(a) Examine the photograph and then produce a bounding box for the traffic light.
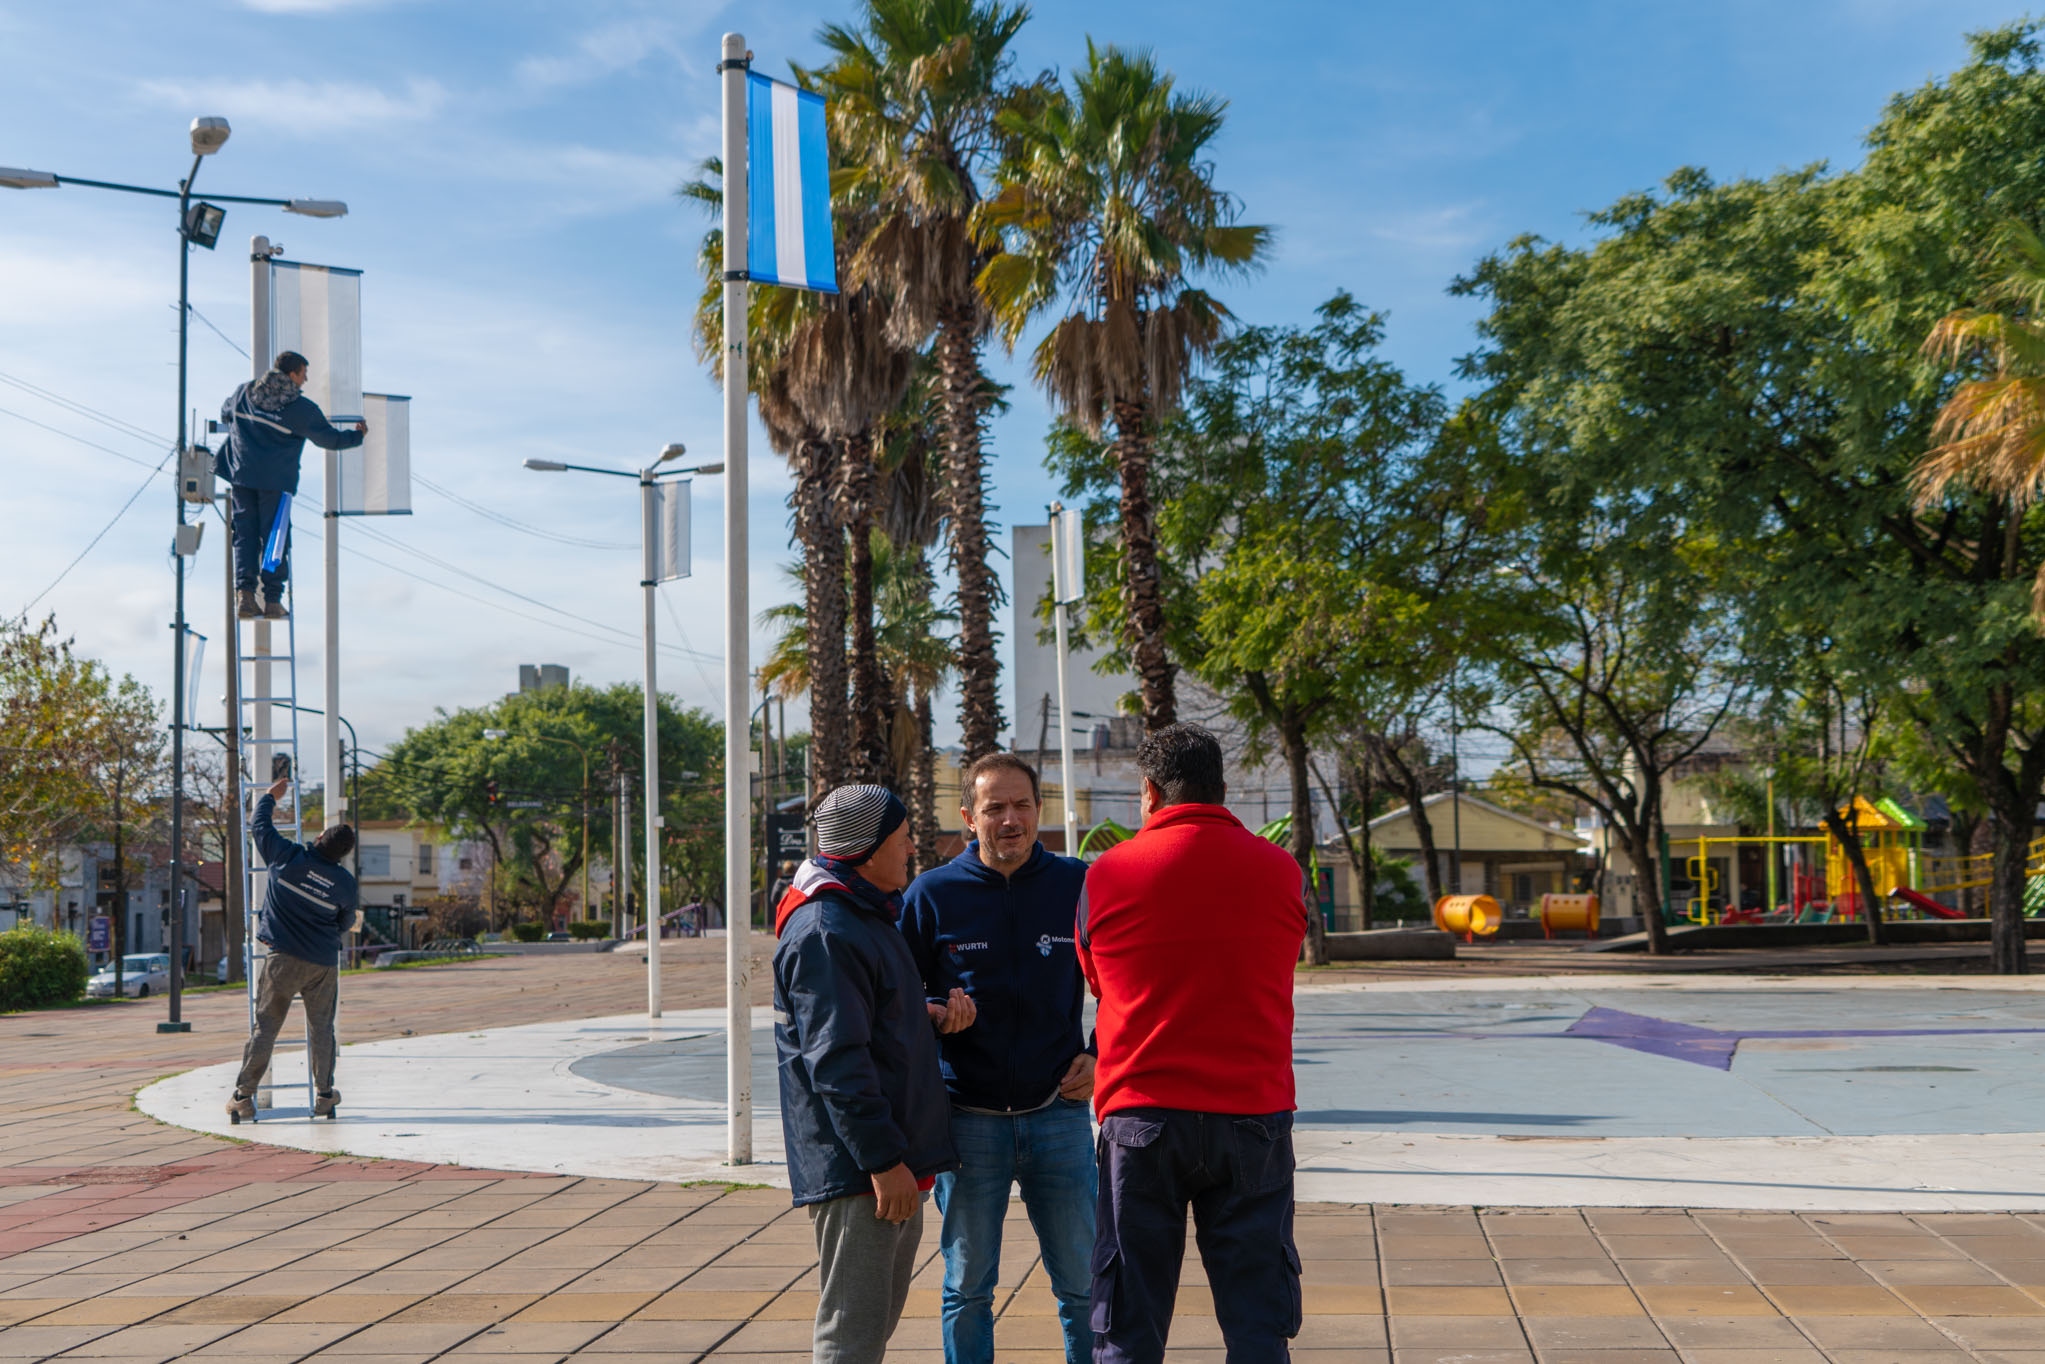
[486,779,500,806]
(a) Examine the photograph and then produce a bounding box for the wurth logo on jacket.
[901,843,1092,1113]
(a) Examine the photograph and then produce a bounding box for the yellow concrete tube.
[1433,894,1501,940]
[1538,892,1600,939]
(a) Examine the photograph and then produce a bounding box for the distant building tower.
[518,664,570,694]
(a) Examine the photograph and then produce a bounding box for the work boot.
[226,1092,255,1125]
[236,590,261,619]
[313,1089,341,1119]
[262,593,289,620]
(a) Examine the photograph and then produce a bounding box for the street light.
[525,446,719,1019]
[482,728,593,932]
[4,119,347,1036]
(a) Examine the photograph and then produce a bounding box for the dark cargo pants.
[1091,1108,1301,1364]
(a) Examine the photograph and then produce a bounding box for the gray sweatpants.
[234,951,337,1097]
[807,1191,925,1364]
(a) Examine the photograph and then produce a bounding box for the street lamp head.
[0,167,57,189]
[190,117,231,156]
[655,443,687,465]
[523,458,568,472]
[284,198,347,218]
[688,463,725,476]
[483,729,508,740]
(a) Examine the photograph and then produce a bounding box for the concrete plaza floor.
[10,944,2045,1360]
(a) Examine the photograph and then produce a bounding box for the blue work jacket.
[773,882,957,1206]
[250,794,358,968]
[901,842,1092,1113]
[215,381,363,493]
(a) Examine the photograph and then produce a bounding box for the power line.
[660,589,722,702]
[18,447,177,615]
[0,404,165,472]
[0,369,164,447]
[182,303,250,360]
[414,473,631,551]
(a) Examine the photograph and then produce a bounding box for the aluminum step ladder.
[233,580,328,1122]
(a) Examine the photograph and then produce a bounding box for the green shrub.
[567,919,608,941]
[509,921,546,943]
[0,925,90,1012]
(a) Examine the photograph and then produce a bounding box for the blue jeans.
[933,1098,1096,1364]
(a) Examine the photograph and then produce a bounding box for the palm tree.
[818,0,1035,762]
[978,42,1270,729]
[1915,219,2045,621]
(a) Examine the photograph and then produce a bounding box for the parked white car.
[86,952,172,998]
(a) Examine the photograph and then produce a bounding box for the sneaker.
[226,1092,255,1125]
[262,595,289,620]
[314,1089,341,1118]
[236,590,261,620]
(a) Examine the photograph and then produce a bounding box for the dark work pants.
[1092,1108,1300,1364]
[230,484,289,596]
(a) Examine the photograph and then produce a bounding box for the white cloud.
[133,76,448,133]
[515,17,695,91]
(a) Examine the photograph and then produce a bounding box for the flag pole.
[1051,506,1080,857]
[720,29,754,1166]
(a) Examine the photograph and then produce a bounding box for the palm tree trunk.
[937,310,1002,761]
[912,689,939,871]
[799,435,849,799]
[1111,397,1175,730]
[840,432,890,784]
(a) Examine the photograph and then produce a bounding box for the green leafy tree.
[981,41,1271,731]
[372,684,722,928]
[0,616,105,887]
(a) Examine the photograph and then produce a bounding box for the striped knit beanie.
[811,784,909,865]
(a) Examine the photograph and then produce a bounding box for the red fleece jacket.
[1077,803,1308,1118]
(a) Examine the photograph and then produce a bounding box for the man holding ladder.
[227,776,358,1122]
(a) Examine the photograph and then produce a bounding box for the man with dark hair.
[1078,723,1308,1364]
[774,783,966,1364]
[216,350,366,620]
[227,777,359,1122]
[902,752,1095,1364]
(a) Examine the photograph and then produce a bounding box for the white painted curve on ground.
[135,976,2045,1211]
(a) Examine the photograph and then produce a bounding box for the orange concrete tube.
[1433,894,1501,940]
[1539,892,1601,939]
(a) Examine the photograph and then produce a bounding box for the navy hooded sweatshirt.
[901,842,1092,1113]
[250,794,358,968]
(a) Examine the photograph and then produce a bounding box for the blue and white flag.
[337,394,411,515]
[746,72,837,294]
[261,493,291,573]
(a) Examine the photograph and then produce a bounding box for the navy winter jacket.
[773,883,957,1206]
[250,794,358,968]
[215,381,363,493]
[901,842,1092,1113]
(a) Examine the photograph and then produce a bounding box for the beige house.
[1356,792,1595,916]
[355,821,449,945]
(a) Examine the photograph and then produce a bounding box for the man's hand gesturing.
[267,777,290,801]
[925,987,977,1034]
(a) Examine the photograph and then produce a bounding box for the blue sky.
[0,0,2022,772]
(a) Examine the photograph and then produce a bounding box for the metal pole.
[641,470,663,1019]
[1050,507,1080,857]
[580,749,590,926]
[221,491,243,984]
[163,154,202,1035]
[721,28,754,1166]
[247,236,274,1105]
[325,451,342,850]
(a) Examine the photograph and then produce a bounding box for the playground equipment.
[1434,894,1500,942]
[1538,892,1600,938]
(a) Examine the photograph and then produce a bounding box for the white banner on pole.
[1050,505,1086,605]
[337,394,411,515]
[654,480,690,582]
[267,260,363,422]
[183,629,206,731]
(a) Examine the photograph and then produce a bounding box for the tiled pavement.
[8,946,2045,1360]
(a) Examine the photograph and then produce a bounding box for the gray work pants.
[807,1191,926,1364]
[234,951,337,1096]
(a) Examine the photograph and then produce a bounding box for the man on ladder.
[228,775,358,1122]
[216,349,365,620]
